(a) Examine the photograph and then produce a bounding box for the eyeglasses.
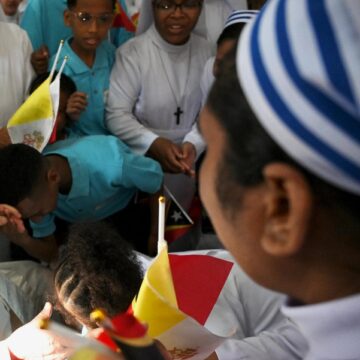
[154,0,202,13]
[71,11,114,26]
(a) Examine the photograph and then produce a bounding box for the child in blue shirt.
[0,136,163,262]
[21,0,133,74]
[49,0,117,137]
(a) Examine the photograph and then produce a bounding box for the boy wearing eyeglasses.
[48,0,116,137]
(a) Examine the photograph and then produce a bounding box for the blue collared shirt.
[30,135,163,238]
[50,38,115,136]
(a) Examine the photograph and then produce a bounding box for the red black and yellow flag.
[113,1,136,32]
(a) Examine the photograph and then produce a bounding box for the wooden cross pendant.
[174,107,183,125]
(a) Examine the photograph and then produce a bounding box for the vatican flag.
[132,243,234,360]
[7,41,66,152]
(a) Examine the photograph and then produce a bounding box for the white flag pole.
[56,55,68,79]
[158,196,167,254]
[49,40,64,82]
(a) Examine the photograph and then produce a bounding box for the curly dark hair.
[0,144,44,206]
[54,222,144,329]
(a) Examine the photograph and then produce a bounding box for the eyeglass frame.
[154,0,203,13]
[70,11,115,27]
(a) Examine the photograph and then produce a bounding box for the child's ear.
[260,163,313,257]
[64,9,72,27]
[47,168,61,186]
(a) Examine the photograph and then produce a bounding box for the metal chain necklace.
[157,43,192,125]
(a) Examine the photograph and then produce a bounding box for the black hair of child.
[29,71,77,96]
[0,144,44,206]
[217,23,246,47]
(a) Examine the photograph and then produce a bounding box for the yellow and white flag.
[7,41,66,152]
[132,243,234,360]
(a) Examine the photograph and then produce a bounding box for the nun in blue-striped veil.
[199,0,360,359]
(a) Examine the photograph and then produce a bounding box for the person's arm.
[180,61,210,174]
[182,122,206,162]
[180,57,215,171]
[31,45,49,75]
[6,231,58,263]
[120,144,164,195]
[0,204,25,231]
[147,137,187,174]
[106,45,159,154]
[179,141,197,177]
[212,320,308,360]
[0,209,58,262]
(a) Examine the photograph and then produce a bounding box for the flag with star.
[165,196,202,245]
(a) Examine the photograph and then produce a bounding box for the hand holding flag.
[7,41,67,152]
[130,197,233,360]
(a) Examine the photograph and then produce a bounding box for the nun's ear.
[260,163,313,257]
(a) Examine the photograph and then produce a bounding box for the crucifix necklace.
[157,43,192,125]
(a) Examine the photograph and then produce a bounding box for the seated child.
[49,0,117,137]
[0,136,163,263]
[54,222,307,359]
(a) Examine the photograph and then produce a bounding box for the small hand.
[0,204,25,233]
[66,92,88,121]
[179,142,196,177]
[31,45,49,75]
[147,137,186,174]
[6,302,75,360]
